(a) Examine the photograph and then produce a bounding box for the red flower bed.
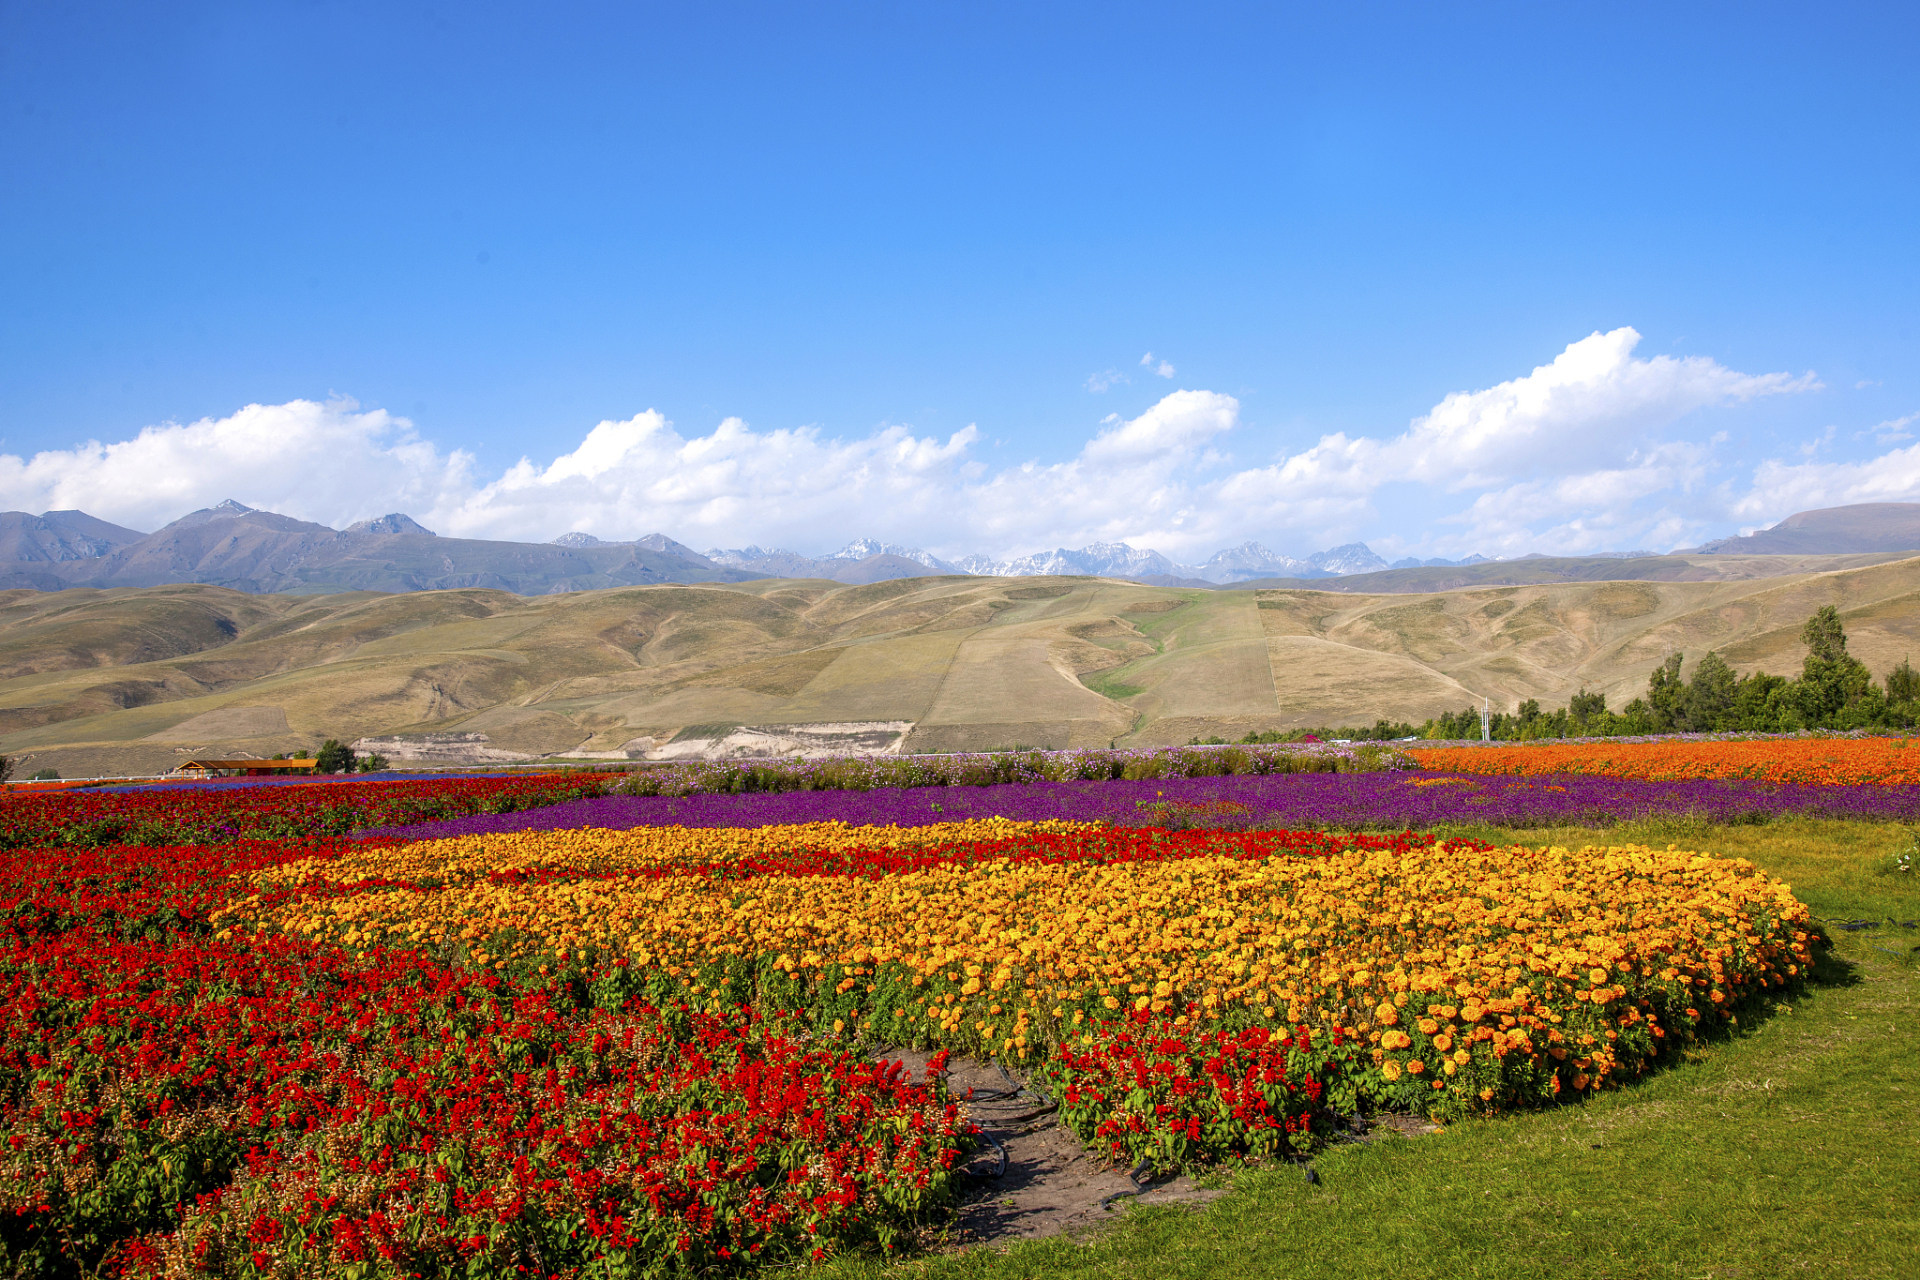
[0,843,972,1277]
[0,773,618,851]
[1040,1011,1341,1173]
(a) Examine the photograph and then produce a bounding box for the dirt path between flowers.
[874,1049,1230,1246]
[873,1048,1446,1249]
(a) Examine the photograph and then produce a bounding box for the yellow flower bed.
[220,827,1812,1113]
[247,817,1093,887]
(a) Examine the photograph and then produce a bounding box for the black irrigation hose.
[975,1131,1007,1179]
[1811,916,1918,958]
[1818,916,1919,931]
[970,1057,1051,1105]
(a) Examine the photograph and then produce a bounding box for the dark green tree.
[1685,651,1739,731]
[1568,687,1606,734]
[314,739,357,774]
[1795,606,1874,726]
[1733,671,1796,732]
[1801,605,1849,663]
[1887,656,1919,705]
[1646,653,1688,732]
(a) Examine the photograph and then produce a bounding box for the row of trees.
[1428,606,1919,740]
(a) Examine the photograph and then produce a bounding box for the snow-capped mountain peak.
[824,538,950,569]
[1305,542,1390,575]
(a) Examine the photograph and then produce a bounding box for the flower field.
[365,770,1920,840]
[1408,735,1920,785]
[0,754,1829,1276]
[0,772,620,850]
[1,841,974,1277]
[608,741,1414,800]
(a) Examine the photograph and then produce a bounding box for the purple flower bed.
[360,771,1920,840]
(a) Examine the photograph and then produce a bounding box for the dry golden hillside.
[3,556,1918,775]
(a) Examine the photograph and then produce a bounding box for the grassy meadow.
[831,819,1920,1280]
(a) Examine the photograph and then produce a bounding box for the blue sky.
[2,0,1916,564]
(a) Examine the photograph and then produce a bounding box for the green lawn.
[830,820,1920,1280]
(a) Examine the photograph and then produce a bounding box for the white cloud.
[1140,352,1176,378]
[1085,368,1128,393]
[1211,327,1817,555]
[1731,440,1920,522]
[1854,412,1916,445]
[0,327,1841,565]
[0,398,473,533]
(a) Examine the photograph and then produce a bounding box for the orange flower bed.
[1408,737,1920,786]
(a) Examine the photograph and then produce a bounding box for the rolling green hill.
[5,556,1920,777]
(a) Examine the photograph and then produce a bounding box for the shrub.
[313,739,356,774]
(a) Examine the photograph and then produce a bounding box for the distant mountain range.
[1686,502,1920,555]
[0,501,760,595]
[705,537,1401,583]
[1,499,1916,597]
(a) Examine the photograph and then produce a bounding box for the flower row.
[252,817,1098,890]
[608,741,1415,801]
[0,772,619,850]
[1408,736,1920,785]
[361,770,1920,843]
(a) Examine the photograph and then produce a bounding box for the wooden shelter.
[173,758,319,778]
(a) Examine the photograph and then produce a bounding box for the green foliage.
[1647,652,1687,731]
[1801,604,1850,662]
[0,755,10,784]
[1887,655,1920,704]
[1237,719,1418,745]
[1567,686,1607,733]
[1419,607,1919,738]
[313,739,356,774]
[27,769,59,781]
[358,752,391,773]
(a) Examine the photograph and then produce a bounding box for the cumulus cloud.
[0,398,473,533]
[1730,440,1920,522]
[1085,369,1128,392]
[1213,327,1818,557]
[1140,352,1176,378]
[429,413,984,545]
[0,327,1848,564]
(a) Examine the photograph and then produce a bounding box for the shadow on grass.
[1804,925,1865,988]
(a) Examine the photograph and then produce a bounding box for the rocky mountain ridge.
[3,499,1916,597]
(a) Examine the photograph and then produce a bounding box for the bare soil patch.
[874,1048,1452,1251]
[874,1049,1229,1248]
